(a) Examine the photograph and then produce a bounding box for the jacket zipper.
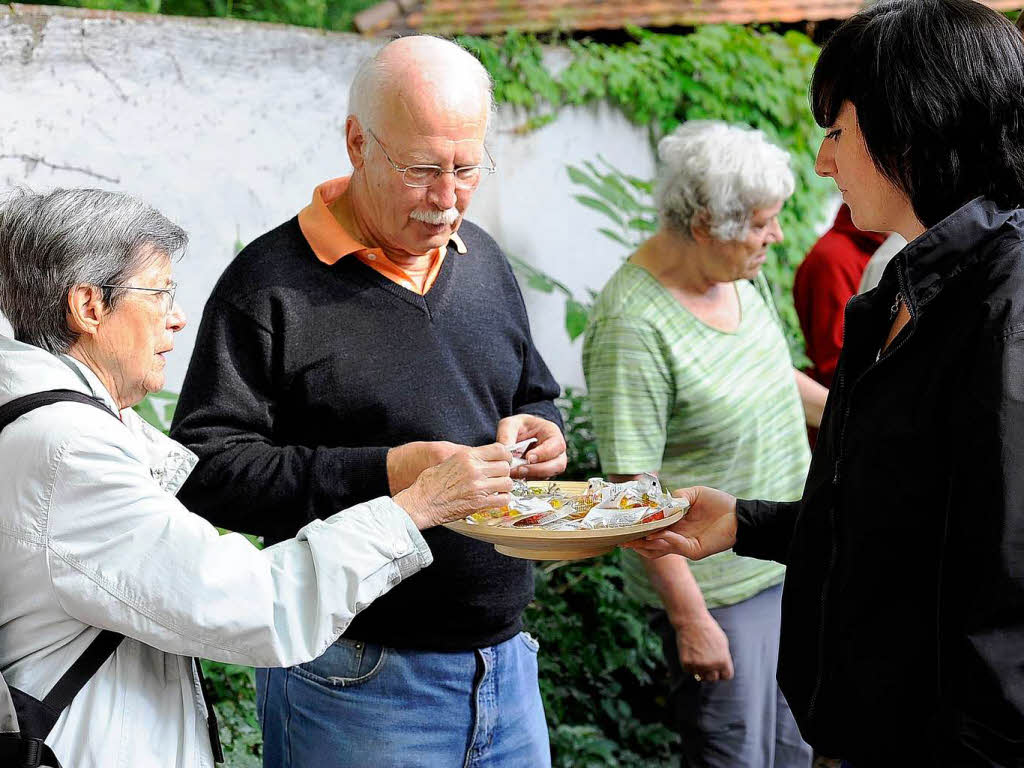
[807,272,914,723]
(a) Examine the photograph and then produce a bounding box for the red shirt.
[793,205,887,387]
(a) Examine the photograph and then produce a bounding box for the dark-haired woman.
[625,1,1024,765]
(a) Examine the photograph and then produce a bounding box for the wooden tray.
[444,481,687,561]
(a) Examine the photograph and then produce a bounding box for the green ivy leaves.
[462,26,832,366]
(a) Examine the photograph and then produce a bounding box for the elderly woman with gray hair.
[583,121,827,767]
[0,188,514,768]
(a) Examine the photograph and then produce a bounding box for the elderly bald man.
[171,36,564,767]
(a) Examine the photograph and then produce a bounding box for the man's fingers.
[523,430,566,464]
[494,417,523,447]
[513,455,566,480]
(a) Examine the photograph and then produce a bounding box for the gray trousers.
[654,583,812,768]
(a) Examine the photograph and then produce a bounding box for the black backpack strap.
[0,732,63,768]
[0,390,224,764]
[41,631,124,715]
[0,389,121,765]
[0,390,117,433]
[194,662,224,763]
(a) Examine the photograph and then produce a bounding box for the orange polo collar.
[297,176,467,296]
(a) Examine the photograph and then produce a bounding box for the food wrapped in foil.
[465,474,687,530]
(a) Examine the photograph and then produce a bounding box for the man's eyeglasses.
[368,130,496,190]
[100,281,177,314]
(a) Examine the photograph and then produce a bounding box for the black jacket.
[736,198,1024,766]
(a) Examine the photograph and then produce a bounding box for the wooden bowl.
[444,481,687,561]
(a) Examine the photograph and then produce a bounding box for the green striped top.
[582,262,811,609]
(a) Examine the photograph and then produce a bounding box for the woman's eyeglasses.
[100,281,177,314]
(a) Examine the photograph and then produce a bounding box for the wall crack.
[80,33,129,102]
[0,153,121,184]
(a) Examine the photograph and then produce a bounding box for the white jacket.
[0,336,432,768]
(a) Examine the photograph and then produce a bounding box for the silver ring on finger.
[693,672,702,682]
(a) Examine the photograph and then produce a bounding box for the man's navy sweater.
[171,217,563,650]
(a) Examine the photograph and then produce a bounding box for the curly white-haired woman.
[583,120,827,767]
[0,188,513,768]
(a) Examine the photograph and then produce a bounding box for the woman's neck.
[631,229,722,297]
[66,346,127,411]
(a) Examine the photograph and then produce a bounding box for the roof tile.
[362,0,1022,35]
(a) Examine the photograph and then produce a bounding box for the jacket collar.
[58,354,198,493]
[885,197,1023,316]
[0,336,197,495]
[59,353,120,415]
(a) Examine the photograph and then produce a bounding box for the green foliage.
[132,390,178,435]
[568,157,656,253]
[506,253,602,342]
[199,662,263,767]
[568,157,657,252]
[464,26,831,365]
[523,551,679,767]
[557,386,600,480]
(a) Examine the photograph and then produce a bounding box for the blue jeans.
[256,631,550,768]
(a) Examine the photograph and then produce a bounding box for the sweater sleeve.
[733,498,801,565]
[507,267,563,431]
[171,296,391,542]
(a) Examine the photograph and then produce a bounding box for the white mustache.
[410,207,459,226]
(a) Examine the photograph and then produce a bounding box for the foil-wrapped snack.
[465,474,687,530]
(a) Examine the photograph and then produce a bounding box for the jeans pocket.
[519,631,540,654]
[294,637,388,689]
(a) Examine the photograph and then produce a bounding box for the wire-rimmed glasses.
[368,130,496,189]
[100,281,177,315]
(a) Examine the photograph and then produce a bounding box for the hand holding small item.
[495,414,567,479]
[394,443,513,530]
[622,486,739,560]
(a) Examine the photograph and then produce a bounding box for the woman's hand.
[394,443,514,530]
[622,486,738,560]
[675,613,734,683]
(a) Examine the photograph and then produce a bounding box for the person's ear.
[346,116,368,170]
[690,211,714,244]
[66,284,106,337]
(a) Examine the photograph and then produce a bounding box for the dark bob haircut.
[811,0,1024,228]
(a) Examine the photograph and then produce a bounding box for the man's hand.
[495,415,567,479]
[387,440,463,495]
[675,613,734,683]
[622,486,738,560]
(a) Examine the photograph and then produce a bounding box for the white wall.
[0,5,652,392]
